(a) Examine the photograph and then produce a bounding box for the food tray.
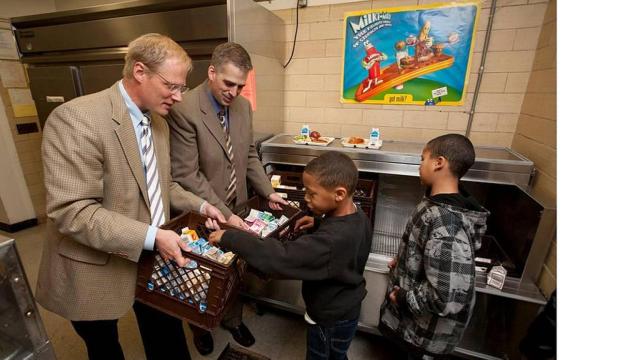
[136,211,246,331]
[292,136,335,146]
[341,137,383,150]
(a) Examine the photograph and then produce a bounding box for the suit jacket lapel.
[110,83,150,208]
[198,82,231,161]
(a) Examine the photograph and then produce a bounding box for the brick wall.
[0,20,45,221]
[511,0,556,297]
[0,88,45,221]
[272,0,549,146]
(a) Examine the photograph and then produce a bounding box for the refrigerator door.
[189,59,211,89]
[27,65,82,128]
[79,63,123,95]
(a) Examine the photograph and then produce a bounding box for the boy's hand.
[389,286,400,305]
[208,230,226,245]
[388,257,397,270]
[294,216,315,231]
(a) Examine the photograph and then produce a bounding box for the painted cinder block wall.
[511,0,556,297]
[273,0,549,147]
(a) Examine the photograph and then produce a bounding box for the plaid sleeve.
[404,209,474,318]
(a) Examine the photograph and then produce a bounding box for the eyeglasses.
[143,64,189,94]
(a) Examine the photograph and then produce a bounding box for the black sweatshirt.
[220,208,373,326]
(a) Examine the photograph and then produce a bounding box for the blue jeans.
[306,317,359,360]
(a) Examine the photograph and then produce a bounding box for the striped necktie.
[217,110,237,207]
[141,115,165,227]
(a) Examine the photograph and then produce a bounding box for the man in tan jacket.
[37,33,225,360]
[167,42,287,354]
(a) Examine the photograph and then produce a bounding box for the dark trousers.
[306,317,359,360]
[71,301,190,360]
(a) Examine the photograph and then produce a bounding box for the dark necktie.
[217,111,237,207]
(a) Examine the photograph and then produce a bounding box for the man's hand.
[267,193,288,211]
[388,257,397,270]
[155,228,191,267]
[202,202,226,230]
[208,230,226,245]
[389,285,400,305]
[228,214,250,230]
[294,215,315,232]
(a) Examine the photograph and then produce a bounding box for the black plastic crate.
[136,211,245,330]
[268,169,377,223]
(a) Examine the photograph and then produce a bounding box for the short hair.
[122,33,192,79]
[210,42,253,72]
[304,151,358,195]
[425,134,475,179]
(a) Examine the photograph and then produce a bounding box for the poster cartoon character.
[341,2,479,106]
[362,40,388,93]
[415,21,434,62]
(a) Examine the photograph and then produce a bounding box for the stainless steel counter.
[260,134,534,188]
[0,238,56,359]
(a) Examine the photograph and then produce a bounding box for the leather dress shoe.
[192,328,214,355]
[226,322,255,347]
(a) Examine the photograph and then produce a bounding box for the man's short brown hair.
[210,42,253,72]
[122,33,192,78]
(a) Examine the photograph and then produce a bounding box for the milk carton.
[369,128,380,146]
[487,265,507,290]
[301,124,310,138]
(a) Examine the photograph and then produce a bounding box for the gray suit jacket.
[37,82,204,321]
[167,81,274,218]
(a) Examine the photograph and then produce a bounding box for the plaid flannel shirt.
[380,196,489,355]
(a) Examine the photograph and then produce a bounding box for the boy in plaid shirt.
[379,134,490,359]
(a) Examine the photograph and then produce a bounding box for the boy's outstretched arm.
[209,228,332,280]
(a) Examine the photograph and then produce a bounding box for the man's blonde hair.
[122,33,192,78]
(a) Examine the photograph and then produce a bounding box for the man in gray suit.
[37,33,225,360]
[167,42,287,354]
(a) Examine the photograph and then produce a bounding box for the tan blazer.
[167,81,273,218]
[36,82,204,321]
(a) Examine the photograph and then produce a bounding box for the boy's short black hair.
[425,134,475,179]
[304,151,358,195]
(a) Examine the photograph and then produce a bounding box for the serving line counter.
[259,134,535,189]
[248,134,555,359]
[0,237,56,359]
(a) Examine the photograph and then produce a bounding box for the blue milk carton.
[301,124,310,138]
[369,128,380,146]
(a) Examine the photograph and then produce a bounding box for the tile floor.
[1,224,401,360]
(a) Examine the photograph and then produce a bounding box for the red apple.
[310,131,321,139]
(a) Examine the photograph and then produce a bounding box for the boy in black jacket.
[208,151,372,360]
